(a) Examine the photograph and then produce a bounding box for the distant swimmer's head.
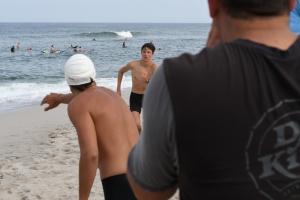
[64,54,96,90]
[141,42,156,53]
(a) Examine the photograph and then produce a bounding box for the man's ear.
[290,0,297,11]
[208,0,220,18]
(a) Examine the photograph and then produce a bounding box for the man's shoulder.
[150,61,158,68]
[69,87,115,107]
[128,60,140,66]
[136,60,157,68]
[162,52,199,68]
[123,60,138,70]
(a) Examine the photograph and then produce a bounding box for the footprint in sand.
[69,159,78,164]
[29,166,38,170]
[57,160,66,165]
[48,133,57,139]
[52,169,64,175]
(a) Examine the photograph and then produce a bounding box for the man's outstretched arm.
[40,93,74,111]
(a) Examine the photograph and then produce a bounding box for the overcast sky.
[1,0,211,23]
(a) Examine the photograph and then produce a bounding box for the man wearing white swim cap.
[42,54,138,200]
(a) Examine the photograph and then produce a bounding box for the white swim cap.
[64,54,96,85]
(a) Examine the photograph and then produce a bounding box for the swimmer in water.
[11,46,15,53]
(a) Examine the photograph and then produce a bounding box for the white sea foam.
[0,23,209,113]
[0,76,132,113]
[114,31,133,38]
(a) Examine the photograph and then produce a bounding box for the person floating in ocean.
[72,46,82,53]
[41,54,139,200]
[50,45,55,53]
[17,42,20,49]
[122,38,128,48]
[70,44,78,49]
[117,42,158,133]
[11,46,15,53]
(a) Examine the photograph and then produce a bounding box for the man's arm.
[40,93,74,111]
[116,64,131,96]
[153,62,158,72]
[127,172,177,200]
[68,100,98,200]
[127,66,178,199]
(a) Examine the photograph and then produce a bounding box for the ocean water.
[0,23,211,113]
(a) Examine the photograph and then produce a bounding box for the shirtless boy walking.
[117,43,158,133]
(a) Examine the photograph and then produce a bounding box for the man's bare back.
[41,54,138,199]
[68,86,139,179]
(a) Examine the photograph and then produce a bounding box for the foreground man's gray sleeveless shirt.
[128,37,300,200]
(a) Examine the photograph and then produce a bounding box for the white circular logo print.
[246,99,300,200]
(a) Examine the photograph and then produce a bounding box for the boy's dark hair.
[70,78,95,92]
[141,42,156,53]
[219,0,291,19]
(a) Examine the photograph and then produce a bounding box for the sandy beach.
[0,91,178,200]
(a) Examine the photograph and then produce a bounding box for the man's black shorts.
[102,174,137,200]
[129,92,143,113]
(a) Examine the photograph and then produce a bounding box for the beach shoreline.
[0,91,179,200]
